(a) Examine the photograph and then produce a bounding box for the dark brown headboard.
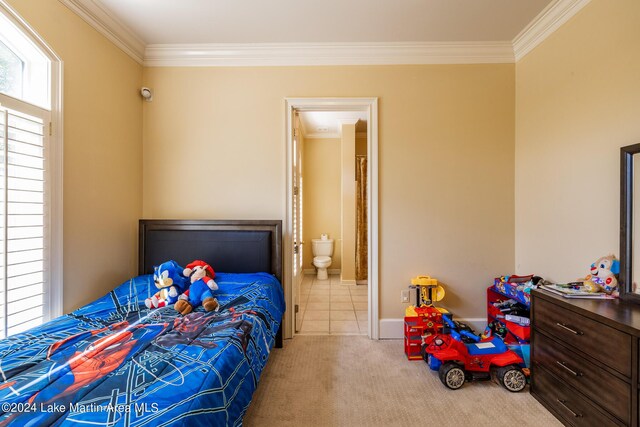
[138,219,282,281]
[138,219,283,347]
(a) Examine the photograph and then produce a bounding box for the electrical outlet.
[401,290,410,303]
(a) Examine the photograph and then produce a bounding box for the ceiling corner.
[513,0,591,62]
[59,0,145,64]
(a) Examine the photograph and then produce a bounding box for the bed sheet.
[0,272,284,427]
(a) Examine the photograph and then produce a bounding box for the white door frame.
[284,97,379,339]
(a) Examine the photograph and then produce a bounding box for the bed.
[0,219,284,426]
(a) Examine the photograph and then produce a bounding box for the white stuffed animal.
[582,255,619,295]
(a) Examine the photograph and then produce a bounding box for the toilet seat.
[313,254,332,280]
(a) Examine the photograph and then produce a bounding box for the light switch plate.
[401,290,410,303]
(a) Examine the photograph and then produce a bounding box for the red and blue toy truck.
[422,314,527,392]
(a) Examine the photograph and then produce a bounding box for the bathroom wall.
[302,137,342,271]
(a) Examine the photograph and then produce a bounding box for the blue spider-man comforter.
[0,272,284,427]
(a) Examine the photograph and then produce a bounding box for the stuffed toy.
[145,260,190,309]
[174,260,219,315]
[582,254,620,295]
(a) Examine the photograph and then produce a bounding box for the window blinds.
[0,106,47,338]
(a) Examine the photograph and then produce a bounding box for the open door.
[285,97,379,339]
[292,112,304,333]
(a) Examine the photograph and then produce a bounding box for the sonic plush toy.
[145,260,190,309]
[174,260,220,315]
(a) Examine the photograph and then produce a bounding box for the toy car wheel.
[438,362,466,390]
[497,365,526,392]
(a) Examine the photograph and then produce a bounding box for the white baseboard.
[379,319,404,339]
[379,317,487,339]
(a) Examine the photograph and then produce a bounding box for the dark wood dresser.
[531,288,640,426]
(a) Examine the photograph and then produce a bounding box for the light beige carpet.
[243,336,562,427]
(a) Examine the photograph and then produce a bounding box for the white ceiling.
[95,0,553,45]
[299,111,367,139]
[61,0,590,65]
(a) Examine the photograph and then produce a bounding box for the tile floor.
[298,273,368,335]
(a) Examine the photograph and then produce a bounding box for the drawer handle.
[556,399,582,418]
[556,361,582,377]
[555,322,583,335]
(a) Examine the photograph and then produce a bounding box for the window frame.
[0,0,63,333]
[0,38,25,100]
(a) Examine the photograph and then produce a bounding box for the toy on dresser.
[581,254,620,296]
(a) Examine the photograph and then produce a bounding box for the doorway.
[284,98,379,339]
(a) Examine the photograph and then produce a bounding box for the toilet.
[312,237,334,280]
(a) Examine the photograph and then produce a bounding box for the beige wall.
[143,64,515,320]
[515,0,640,281]
[7,0,143,312]
[10,0,632,326]
[302,138,342,271]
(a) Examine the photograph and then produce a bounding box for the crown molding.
[144,42,515,67]
[58,0,589,67]
[513,0,591,62]
[58,0,145,63]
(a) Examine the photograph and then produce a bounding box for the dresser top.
[533,288,640,336]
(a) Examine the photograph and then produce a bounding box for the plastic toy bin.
[404,316,427,360]
[486,286,531,344]
[487,302,530,342]
[404,337,422,360]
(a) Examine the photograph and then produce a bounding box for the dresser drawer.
[534,297,631,376]
[534,331,630,424]
[533,366,625,426]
